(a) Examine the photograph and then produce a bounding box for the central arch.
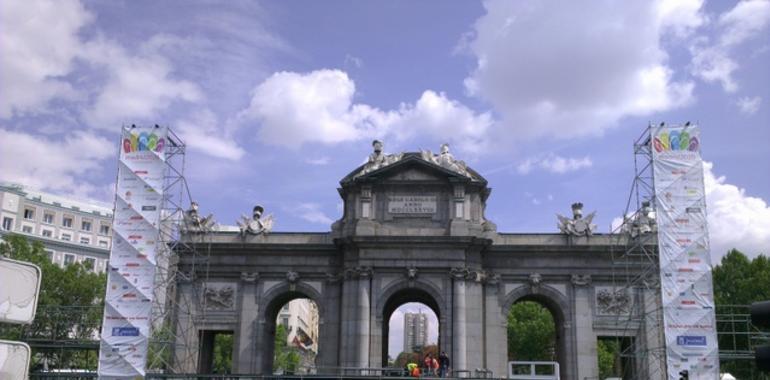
[376,280,448,367]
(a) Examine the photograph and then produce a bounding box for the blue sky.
[1,0,769,261]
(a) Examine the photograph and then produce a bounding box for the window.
[100,224,110,235]
[62,216,73,228]
[80,236,90,245]
[43,212,54,224]
[84,257,96,270]
[23,208,35,220]
[61,233,71,241]
[2,217,12,231]
[63,254,75,266]
[44,250,54,261]
[81,220,92,231]
[42,229,53,238]
[98,240,108,248]
[22,225,33,233]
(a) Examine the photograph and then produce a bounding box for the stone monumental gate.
[172,146,663,380]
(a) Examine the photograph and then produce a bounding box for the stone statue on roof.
[557,202,597,236]
[237,204,274,236]
[421,143,470,177]
[182,201,216,233]
[360,140,403,175]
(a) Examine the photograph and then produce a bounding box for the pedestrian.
[439,351,450,378]
[407,362,420,378]
[431,355,439,376]
[423,353,433,375]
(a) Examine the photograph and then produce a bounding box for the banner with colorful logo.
[98,126,167,378]
[652,124,719,379]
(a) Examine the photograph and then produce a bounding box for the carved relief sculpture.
[203,283,235,310]
[557,202,597,236]
[596,287,631,315]
[237,205,274,236]
[529,273,543,289]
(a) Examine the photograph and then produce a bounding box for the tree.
[273,324,301,373]
[507,301,556,361]
[597,339,620,379]
[713,249,770,380]
[0,234,106,370]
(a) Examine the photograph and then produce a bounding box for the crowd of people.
[405,351,451,378]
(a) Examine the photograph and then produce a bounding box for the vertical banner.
[652,124,719,378]
[98,126,167,378]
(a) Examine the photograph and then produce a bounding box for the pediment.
[341,153,484,185]
[381,166,445,182]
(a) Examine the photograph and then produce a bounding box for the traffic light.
[751,301,770,372]
[678,369,688,380]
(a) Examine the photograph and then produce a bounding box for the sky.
[1,0,769,354]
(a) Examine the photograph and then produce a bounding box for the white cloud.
[737,96,762,115]
[237,69,492,153]
[292,203,334,225]
[691,0,770,92]
[718,0,770,46]
[461,1,696,143]
[0,0,204,129]
[517,154,592,175]
[0,0,90,118]
[0,128,113,196]
[81,37,203,129]
[176,109,245,161]
[704,162,770,261]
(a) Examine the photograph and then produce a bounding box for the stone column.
[483,274,507,378]
[451,268,467,372]
[642,287,666,380]
[339,271,356,368]
[356,267,372,370]
[172,273,199,373]
[571,275,598,380]
[234,272,258,373]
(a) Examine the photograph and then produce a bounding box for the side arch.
[501,284,574,380]
[255,280,325,375]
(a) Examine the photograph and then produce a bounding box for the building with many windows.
[0,184,113,272]
[277,298,320,355]
[403,312,428,353]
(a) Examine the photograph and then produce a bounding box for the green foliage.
[597,339,620,380]
[713,249,770,380]
[273,324,301,373]
[0,234,106,370]
[507,301,556,361]
[212,333,233,373]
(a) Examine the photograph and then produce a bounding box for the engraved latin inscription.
[388,195,437,214]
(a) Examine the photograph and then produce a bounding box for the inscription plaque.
[388,195,437,214]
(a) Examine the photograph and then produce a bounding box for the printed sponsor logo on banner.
[686,207,701,213]
[677,335,707,347]
[122,130,166,153]
[112,327,140,337]
[653,129,700,152]
[141,205,157,211]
